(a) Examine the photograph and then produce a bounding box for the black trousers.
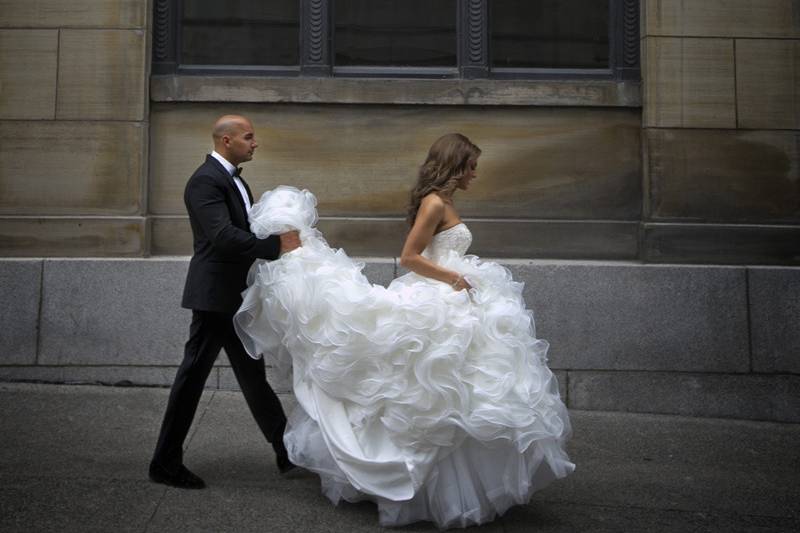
[152,310,287,472]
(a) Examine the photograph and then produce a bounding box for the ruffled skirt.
[235,242,574,528]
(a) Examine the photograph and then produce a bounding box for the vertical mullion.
[458,0,489,79]
[300,0,332,76]
[619,0,641,80]
[611,0,643,80]
[152,0,179,74]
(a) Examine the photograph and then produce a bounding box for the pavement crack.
[142,487,168,533]
[185,389,216,451]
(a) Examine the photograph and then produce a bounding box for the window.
[334,0,457,69]
[153,0,639,79]
[181,0,299,66]
[491,0,610,70]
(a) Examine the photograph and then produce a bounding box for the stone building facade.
[641,1,800,264]
[1,0,797,262]
[0,0,149,256]
[1,1,798,421]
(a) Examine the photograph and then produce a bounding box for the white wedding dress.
[234,187,574,528]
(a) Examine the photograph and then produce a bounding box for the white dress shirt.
[210,151,251,211]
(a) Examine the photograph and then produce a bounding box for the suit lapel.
[229,178,248,216]
[239,175,255,206]
[206,155,248,222]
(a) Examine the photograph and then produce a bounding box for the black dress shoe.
[149,462,206,489]
[276,453,296,474]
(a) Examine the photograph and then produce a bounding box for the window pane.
[182,0,299,66]
[491,0,610,69]
[335,0,456,67]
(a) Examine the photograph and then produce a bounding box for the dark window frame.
[152,0,640,80]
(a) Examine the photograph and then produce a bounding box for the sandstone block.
[646,129,800,223]
[644,37,736,128]
[0,217,145,257]
[150,216,192,256]
[150,75,643,107]
[643,223,800,265]
[0,121,145,215]
[151,215,410,258]
[0,30,57,119]
[469,220,639,260]
[156,217,638,261]
[57,29,146,121]
[149,103,642,220]
[736,39,800,130]
[0,0,146,28]
[643,0,800,38]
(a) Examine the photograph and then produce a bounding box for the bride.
[234,133,574,528]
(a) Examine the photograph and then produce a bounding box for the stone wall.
[641,0,800,263]
[0,0,149,255]
[1,2,798,422]
[1,258,798,423]
[148,102,643,259]
[1,0,798,264]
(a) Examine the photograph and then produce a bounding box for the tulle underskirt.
[285,403,572,528]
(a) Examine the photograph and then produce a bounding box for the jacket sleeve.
[186,174,281,260]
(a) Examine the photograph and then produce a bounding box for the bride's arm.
[399,195,471,291]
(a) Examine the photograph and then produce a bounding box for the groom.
[149,114,300,489]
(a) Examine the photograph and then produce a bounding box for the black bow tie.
[232,167,242,178]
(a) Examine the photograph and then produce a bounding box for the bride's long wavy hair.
[406,133,481,226]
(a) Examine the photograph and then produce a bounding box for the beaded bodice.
[422,223,472,263]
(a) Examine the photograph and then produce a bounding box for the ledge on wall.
[150,75,642,108]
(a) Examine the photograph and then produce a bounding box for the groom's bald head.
[212,115,258,166]
[212,115,251,142]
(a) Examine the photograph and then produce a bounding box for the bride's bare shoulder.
[420,193,446,210]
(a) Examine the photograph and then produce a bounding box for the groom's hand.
[279,231,301,254]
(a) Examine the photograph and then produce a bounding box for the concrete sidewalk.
[0,383,798,532]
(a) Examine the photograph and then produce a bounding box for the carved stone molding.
[301,0,330,75]
[613,0,641,80]
[151,0,176,74]
[622,0,640,68]
[459,0,488,78]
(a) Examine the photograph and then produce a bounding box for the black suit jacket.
[181,155,280,313]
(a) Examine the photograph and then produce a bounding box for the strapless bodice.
[422,223,472,263]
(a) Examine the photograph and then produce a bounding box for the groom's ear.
[221,134,231,147]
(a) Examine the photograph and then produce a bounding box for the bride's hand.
[451,274,472,292]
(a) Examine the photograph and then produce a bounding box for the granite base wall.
[1,258,797,423]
